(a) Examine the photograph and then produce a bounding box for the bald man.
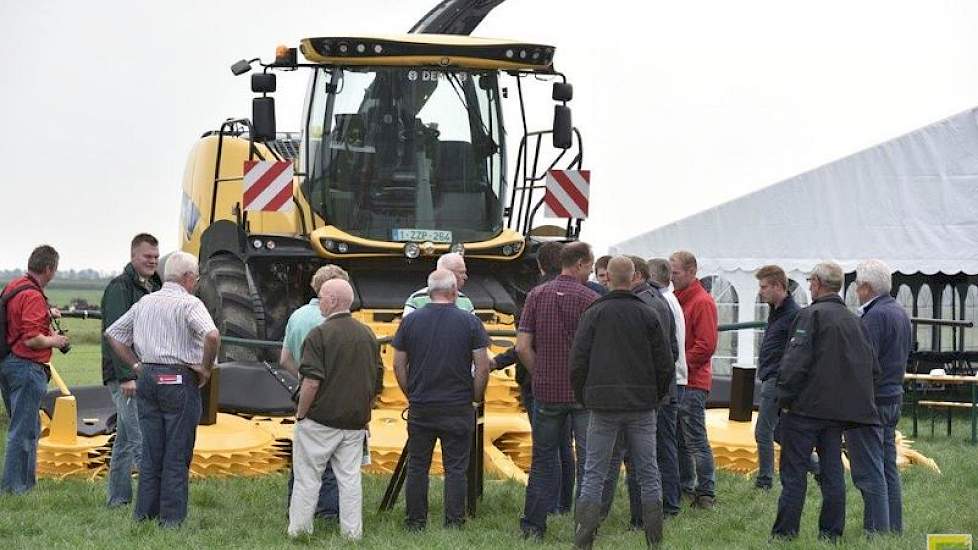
[288,279,383,540]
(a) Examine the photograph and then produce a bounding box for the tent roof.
[612,107,978,275]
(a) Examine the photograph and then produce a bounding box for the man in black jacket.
[100,233,161,508]
[771,262,880,542]
[599,256,678,528]
[570,256,674,549]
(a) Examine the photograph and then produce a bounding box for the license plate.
[392,228,453,243]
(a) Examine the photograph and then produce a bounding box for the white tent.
[612,106,978,371]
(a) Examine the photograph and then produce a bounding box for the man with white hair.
[392,269,492,530]
[771,261,879,541]
[281,264,350,523]
[105,251,220,527]
[403,253,474,315]
[288,278,382,540]
[844,259,911,534]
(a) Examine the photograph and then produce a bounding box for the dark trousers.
[520,383,574,514]
[405,404,473,528]
[286,464,339,518]
[521,402,590,535]
[656,387,681,515]
[134,365,201,527]
[845,423,888,533]
[772,413,846,541]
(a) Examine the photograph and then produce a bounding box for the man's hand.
[120,379,137,397]
[190,364,211,388]
[49,307,62,319]
[50,333,70,350]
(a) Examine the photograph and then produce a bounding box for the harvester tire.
[198,254,263,362]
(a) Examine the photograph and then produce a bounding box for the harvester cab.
[181,33,586,368]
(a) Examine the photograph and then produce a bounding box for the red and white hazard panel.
[242,160,295,212]
[544,169,590,219]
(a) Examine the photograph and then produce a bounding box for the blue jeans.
[879,403,903,532]
[0,355,47,494]
[772,413,846,541]
[107,380,142,506]
[579,410,660,512]
[845,420,888,533]
[521,385,574,514]
[521,402,589,535]
[677,387,715,497]
[286,465,339,519]
[134,365,201,526]
[405,404,473,528]
[754,378,779,488]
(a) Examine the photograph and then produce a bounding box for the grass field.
[0,348,976,549]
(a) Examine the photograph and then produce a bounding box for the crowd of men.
[0,239,912,546]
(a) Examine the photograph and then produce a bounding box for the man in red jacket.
[670,250,718,509]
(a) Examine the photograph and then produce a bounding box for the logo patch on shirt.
[155,374,183,385]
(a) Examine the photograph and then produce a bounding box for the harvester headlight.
[502,245,514,256]
[323,239,336,251]
[252,239,263,249]
[505,49,514,59]
[404,242,421,259]
[266,240,276,250]
[337,242,349,253]
[338,43,349,54]
[356,43,366,53]
[520,50,527,59]
[373,44,383,54]
[451,243,465,255]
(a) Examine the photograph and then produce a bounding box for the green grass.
[1,354,976,549]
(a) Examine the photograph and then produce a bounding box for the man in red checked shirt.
[670,250,718,510]
[1,245,68,495]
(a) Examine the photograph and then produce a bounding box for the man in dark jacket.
[752,265,800,490]
[845,259,912,534]
[599,256,678,528]
[100,233,161,507]
[772,262,880,542]
[571,256,674,549]
[288,278,383,539]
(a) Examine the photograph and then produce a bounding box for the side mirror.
[251,73,276,94]
[553,105,572,149]
[253,97,277,142]
[553,82,573,102]
[231,59,253,76]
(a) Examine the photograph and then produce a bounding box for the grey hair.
[437,252,464,270]
[164,251,199,282]
[810,261,843,292]
[856,259,892,296]
[427,269,457,296]
[647,258,671,286]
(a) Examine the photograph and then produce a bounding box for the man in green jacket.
[100,233,161,508]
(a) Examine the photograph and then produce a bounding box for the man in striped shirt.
[105,251,219,527]
[402,253,474,315]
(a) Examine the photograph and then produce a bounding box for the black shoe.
[573,501,602,550]
[405,521,426,532]
[691,495,716,510]
[641,501,664,548]
[521,526,544,541]
[754,482,773,491]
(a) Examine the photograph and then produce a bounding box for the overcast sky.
[3,1,977,272]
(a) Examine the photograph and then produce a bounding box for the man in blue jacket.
[752,265,800,490]
[845,259,911,533]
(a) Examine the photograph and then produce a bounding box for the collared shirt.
[106,282,217,365]
[519,274,599,403]
[857,295,880,317]
[3,274,52,363]
[283,298,324,362]
[403,287,475,316]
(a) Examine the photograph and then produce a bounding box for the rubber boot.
[573,501,602,550]
[642,500,664,548]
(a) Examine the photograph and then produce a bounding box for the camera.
[56,328,71,354]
